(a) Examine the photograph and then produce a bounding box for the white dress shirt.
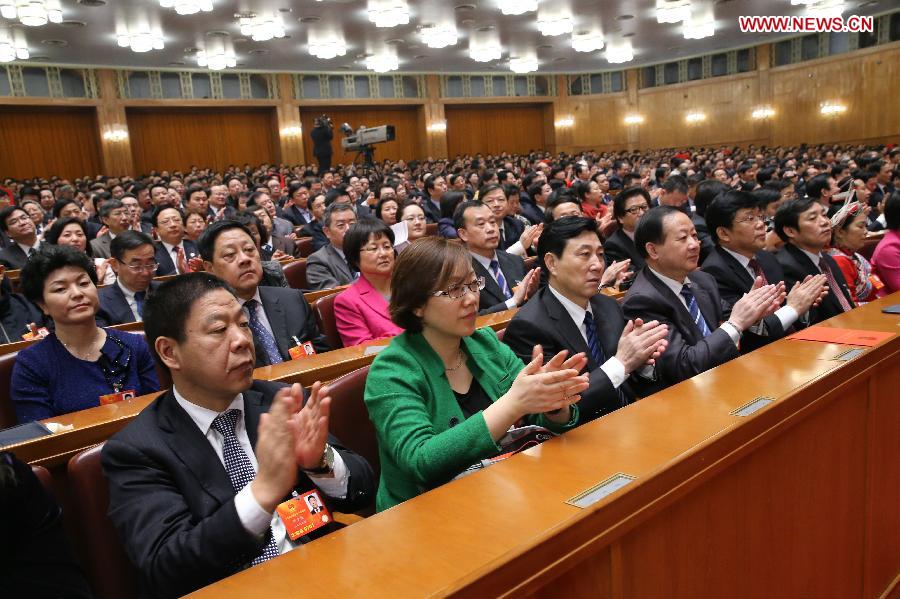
[241,289,277,339]
[172,387,349,555]
[161,240,191,273]
[720,247,798,331]
[16,239,40,256]
[116,279,143,322]
[470,250,518,310]
[649,266,741,346]
[546,285,627,387]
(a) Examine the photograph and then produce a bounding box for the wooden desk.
[2,309,518,466]
[189,295,900,599]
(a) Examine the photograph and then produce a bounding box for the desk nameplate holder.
[730,396,774,417]
[566,473,637,509]
[833,348,866,361]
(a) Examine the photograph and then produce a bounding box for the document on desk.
[786,326,895,347]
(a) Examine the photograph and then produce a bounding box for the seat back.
[327,366,379,479]
[31,463,52,491]
[495,328,506,342]
[0,351,18,429]
[68,444,138,599]
[283,259,309,291]
[313,293,343,350]
[425,223,438,237]
[295,237,314,258]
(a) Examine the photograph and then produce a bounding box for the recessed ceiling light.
[461,18,475,25]
[454,4,476,10]
[60,20,87,27]
[29,55,50,61]
[299,16,321,23]
[858,0,877,6]
[278,7,292,12]
[623,32,635,38]
[168,61,186,66]
[667,45,682,50]
[41,39,68,47]
[248,49,269,55]
[476,25,494,32]
[356,53,372,58]
[414,54,428,59]
[206,31,230,38]
[77,0,106,6]
[537,44,553,49]
[183,47,200,54]
[616,14,634,20]
[233,38,248,44]
[553,57,567,62]
[385,38,404,45]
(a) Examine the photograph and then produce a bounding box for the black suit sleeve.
[295,289,331,354]
[323,435,376,514]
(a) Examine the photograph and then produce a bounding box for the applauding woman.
[44,216,116,285]
[12,246,159,423]
[364,237,589,511]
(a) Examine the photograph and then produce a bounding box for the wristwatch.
[303,443,334,475]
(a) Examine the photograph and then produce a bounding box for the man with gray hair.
[305,202,358,290]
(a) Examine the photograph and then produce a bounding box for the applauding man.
[102,274,375,598]
[503,217,668,424]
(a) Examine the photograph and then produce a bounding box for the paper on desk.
[44,422,74,434]
[390,221,409,246]
[364,344,388,356]
[786,326,895,347]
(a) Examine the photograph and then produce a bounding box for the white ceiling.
[3,0,890,73]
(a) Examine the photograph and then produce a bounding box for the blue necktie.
[134,291,145,319]
[680,284,712,338]
[210,409,280,566]
[244,299,283,365]
[489,259,512,300]
[583,311,629,408]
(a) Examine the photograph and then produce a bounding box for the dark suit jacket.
[499,216,525,252]
[96,281,160,326]
[622,268,739,394]
[0,244,29,269]
[102,380,376,599]
[154,239,199,276]
[90,232,114,259]
[254,285,330,366]
[503,287,636,424]
[423,197,442,224]
[776,243,854,324]
[518,196,544,225]
[691,213,715,265]
[603,228,646,271]
[701,246,790,352]
[300,220,328,253]
[472,250,526,315]
[282,205,312,227]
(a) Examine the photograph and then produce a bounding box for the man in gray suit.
[249,191,294,238]
[89,200,132,259]
[306,202,358,290]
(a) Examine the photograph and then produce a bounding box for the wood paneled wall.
[445,104,548,157]
[126,107,278,174]
[0,106,102,180]
[299,106,421,165]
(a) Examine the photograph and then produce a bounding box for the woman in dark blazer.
[364,237,589,511]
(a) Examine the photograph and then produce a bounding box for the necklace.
[445,350,465,372]
[59,328,103,361]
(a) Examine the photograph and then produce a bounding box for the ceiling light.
[820,102,847,115]
[238,12,286,42]
[624,114,645,125]
[572,30,604,52]
[605,40,633,63]
[685,111,706,123]
[657,0,691,23]
[537,9,574,37]
[790,0,815,4]
[497,0,536,15]
[420,22,457,48]
[159,0,212,15]
[751,106,775,119]
[102,126,128,142]
[116,22,165,53]
[308,30,347,59]
[509,54,538,73]
[365,47,399,72]
[469,29,502,62]
[806,0,845,17]
[197,35,236,70]
[280,125,302,137]
[683,8,715,39]
[368,0,410,28]
[427,120,447,132]
[0,27,29,61]
[0,0,63,26]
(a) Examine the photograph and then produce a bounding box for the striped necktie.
[680,284,712,338]
[818,257,853,312]
[489,259,512,300]
[583,311,630,407]
[747,257,768,285]
[244,299,283,365]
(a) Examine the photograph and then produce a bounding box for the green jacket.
[364,327,578,512]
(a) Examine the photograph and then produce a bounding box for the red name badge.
[99,389,137,406]
[276,490,331,541]
[288,341,317,360]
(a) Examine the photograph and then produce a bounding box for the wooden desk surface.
[188,294,900,599]
[2,308,518,465]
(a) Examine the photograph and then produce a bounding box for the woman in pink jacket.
[335,218,404,346]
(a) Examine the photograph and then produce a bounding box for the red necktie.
[747,258,769,285]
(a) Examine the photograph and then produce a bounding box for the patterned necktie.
[818,257,853,312]
[489,259,512,300]
[244,299,284,365]
[747,257,769,285]
[210,409,280,566]
[583,311,629,407]
[680,284,713,338]
[134,291,145,319]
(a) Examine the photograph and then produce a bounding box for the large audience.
[2,141,899,596]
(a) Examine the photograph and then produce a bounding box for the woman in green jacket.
[365,237,590,511]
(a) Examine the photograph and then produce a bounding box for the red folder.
[786,327,895,347]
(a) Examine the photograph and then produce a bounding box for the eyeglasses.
[361,243,394,254]
[124,262,159,273]
[331,220,357,231]
[625,204,650,215]
[403,215,426,223]
[432,276,485,300]
[735,213,765,225]
[157,217,181,226]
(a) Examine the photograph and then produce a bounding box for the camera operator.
[311,115,334,173]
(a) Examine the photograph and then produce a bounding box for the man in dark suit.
[311,116,334,172]
[702,190,828,353]
[455,200,539,315]
[774,198,856,324]
[282,182,313,227]
[89,199,133,260]
[422,175,445,224]
[479,185,539,256]
[97,231,160,325]
[200,220,329,365]
[605,186,650,270]
[102,273,375,598]
[622,207,781,394]
[503,217,668,424]
[0,206,41,269]
[153,206,200,276]
[306,202,358,290]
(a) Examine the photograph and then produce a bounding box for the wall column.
[421,75,447,159]
[625,69,641,152]
[96,69,134,176]
[275,73,305,165]
[754,44,774,146]
[547,75,572,154]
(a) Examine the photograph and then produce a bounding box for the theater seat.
[31,464,52,491]
[68,444,138,599]
[313,293,343,350]
[327,366,379,480]
[425,223,438,237]
[283,259,309,291]
[495,328,506,342]
[0,352,18,429]
[296,237,314,258]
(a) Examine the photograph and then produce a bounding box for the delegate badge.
[275,489,331,541]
